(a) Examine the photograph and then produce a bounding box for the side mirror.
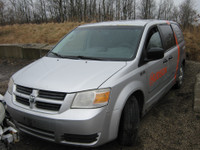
[146,48,164,61]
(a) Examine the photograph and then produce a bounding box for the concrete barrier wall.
[194,73,200,113]
[0,44,55,59]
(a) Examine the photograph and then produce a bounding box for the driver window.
[146,28,163,50]
[139,27,163,66]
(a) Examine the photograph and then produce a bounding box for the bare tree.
[38,0,47,22]
[58,0,64,22]
[69,0,75,21]
[170,6,179,22]
[164,0,174,20]
[83,0,87,21]
[98,2,101,21]
[0,0,5,24]
[139,0,156,19]
[115,0,121,20]
[127,0,135,19]
[157,0,164,19]
[132,0,137,19]
[17,0,27,23]
[106,0,114,20]
[8,0,18,23]
[93,0,97,21]
[157,0,175,20]
[0,0,198,27]
[102,0,106,20]
[122,0,128,20]
[23,0,31,23]
[179,0,197,29]
[76,0,83,22]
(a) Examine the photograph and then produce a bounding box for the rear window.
[159,25,176,50]
[171,24,184,43]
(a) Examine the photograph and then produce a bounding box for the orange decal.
[150,67,167,86]
[166,21,170,25]
[166,20,180,82]
[173,31,180,81]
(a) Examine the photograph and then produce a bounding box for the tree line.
[0,0,198,29]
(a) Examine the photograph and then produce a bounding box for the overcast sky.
[172,0,200,13]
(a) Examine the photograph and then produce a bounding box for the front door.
[144,27,169,105]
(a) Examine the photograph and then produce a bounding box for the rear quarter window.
[159,24,176,50]
[171,24,184,44]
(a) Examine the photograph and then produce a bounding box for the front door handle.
[169,56,173,60]
[163,59,168,64]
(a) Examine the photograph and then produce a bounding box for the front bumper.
[4,91,112,147]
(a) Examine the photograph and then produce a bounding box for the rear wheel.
[175,64,184,89]
[118,96,140,146]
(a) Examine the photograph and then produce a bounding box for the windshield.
[48,26,143,61]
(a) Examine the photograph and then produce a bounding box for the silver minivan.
[3,20,185,147]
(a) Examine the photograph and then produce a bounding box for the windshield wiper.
[49,52,64,58]
[49,53,104,60]
[66,55,104,60]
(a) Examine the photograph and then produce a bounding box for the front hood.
[13,57,126,92]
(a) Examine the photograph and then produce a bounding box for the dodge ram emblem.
[29,95,35,108]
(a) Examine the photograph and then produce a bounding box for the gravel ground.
[0,59,200,150]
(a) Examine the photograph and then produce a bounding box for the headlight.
[71,89,110,109]
[8,78,14,94]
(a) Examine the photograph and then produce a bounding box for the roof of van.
[79,20,175,27]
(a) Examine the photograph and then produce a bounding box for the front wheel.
[118,96,140,146]
[0,141,7,150]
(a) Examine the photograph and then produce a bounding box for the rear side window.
[171,24,184,43]
[159,25,176,50]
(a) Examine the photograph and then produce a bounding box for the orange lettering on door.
[149,67,167,86]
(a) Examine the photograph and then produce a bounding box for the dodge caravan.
[3,20,185,147]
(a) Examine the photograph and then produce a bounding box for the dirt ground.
[0,59,200,150]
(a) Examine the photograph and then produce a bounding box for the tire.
[118,96,140,146]
[0,141,7,150]
[174,64,184,89]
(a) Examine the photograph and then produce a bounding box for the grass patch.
[0,22,85,44]
[183,27,200,61]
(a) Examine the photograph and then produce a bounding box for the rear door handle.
[168,56,173,60]
[163,59,168,64]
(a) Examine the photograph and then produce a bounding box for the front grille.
[62,133,99,143]
[16,85,32,95]
[14,85,66,113]
[36,101,61,111]
[16,96,29,106]
[38,90,66,100]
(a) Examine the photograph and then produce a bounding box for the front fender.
[105,80,145,142]
[112,80,145,111]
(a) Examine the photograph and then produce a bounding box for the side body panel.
[100,21,186,142]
